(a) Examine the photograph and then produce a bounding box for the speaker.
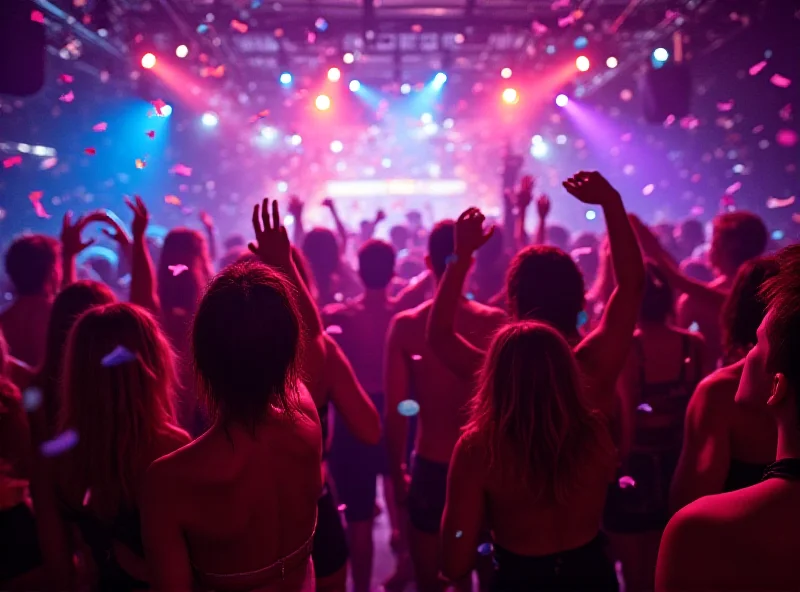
[641,62,692,123]
[0,1,46,96]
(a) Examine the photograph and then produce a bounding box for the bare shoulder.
[467,300,507,324]
[693,362,742,407]
[389,300,430,334]
[452,431,489,472]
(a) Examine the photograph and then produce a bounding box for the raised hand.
[287,195,304,218]
[248,198,291,269]
[455,207,495,257]
[537,194,551,219]
[375,209,387,224]
[517,175,535,209]
[125,196,150,239]
[321,197,337,212]
[562,171,620,206]
[100,210,133,251]
[199,210,214,231]
[60,211,96,257]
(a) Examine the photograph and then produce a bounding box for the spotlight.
[576,56,590,72]
[502,88,519,104]
[201,111,219,127]
[555,94,568,107]
[175,45,189,58]
[530,142,548,159]
[141,53,156,69]
[349,80,361,92]
[501,67,512,79]
[330,140,343,153]
[432,72,447,88]
[421,113,433,124]
[606,56,618,69]
[327,67,341,82]
[531,134,543,145]
[277,181,289,192]
[290,134,302,146]
[161,104,173,117]
[261,126,278,141]
[381,158,392,168]
[343,52,355,64]
[280,72,292,85]
[653,47,669,62]
[315,94,331,111]
[586,210,597,221]
[400,83,411,95]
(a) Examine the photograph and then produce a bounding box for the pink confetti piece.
[41,429,79,457]
[770,73,791,88]
[200,65,226,78]
[749,60,767,76]
[31,10,44,23]
[325,325,343,335]
[231,19,249,33]
[725,181,742,195]
[135,158,146,169]
[680,116,700,130]
[84,147,96,156]
[618,475,636,489]
[168,264,189,277]
[59,90,75,103]
[411,354,422,361]
[145,130,155,138]
[776,129,798,147]
[248,109,271,124]
[151,99,167,115]
[40,157,58,170]
[716,100,734,112]
[92,122,107,132]
[793,213,800,224]
[642,184,655,196]
[557,14,575,27]
[690,206,704,216]
[767,196,796,209]
[3,155,22,168]
[550,0,569,9]
[82,488,92,507]
[663,114,675,127]
[531,20,548,35]
[165,195,182,206]
[170,163,192,177]
[32,200,50,219]
[337,504,347,512]
[779,104,792,121]
[29,190,44,202]
[752,124,765,134]
[59,73,73,83]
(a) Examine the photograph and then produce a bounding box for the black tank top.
[724,458,769,492]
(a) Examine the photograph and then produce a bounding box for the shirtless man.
[657,244,800,591]
[385,221,506,592]
[323,239,428,592]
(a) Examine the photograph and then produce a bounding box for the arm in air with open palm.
[125,197,160,313]
[426,208,493,377]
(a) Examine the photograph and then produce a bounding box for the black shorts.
[407,454,449,535]
[312,484,348,578]
[329,393,389,523]
[0,503,42,582]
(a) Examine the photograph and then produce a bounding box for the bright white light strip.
[326,179,467,197]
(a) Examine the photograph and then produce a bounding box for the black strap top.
[762,458,800,481]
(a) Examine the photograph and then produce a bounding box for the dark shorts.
[493,535,618,592]
[312,484,348,578]
[0,503,42,582]
[329,393,389,523]
[407,454,449,535]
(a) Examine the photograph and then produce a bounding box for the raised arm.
[426,208,491,377]
[59,210,114,288]
[568,172,645,409]
[127,197,160,313]
[322,197,350,250]
[535,193,550,246]
[514,176,534,248]
[287,195,306,247]
[199,210,217,267]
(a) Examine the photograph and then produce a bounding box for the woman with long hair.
[43,302,190,590]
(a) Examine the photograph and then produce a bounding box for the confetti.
[29,191,50,218]
[337,504,347,512]
[325,325,343,335]
[146,130,155,139]
[637,403,653,413]
[477,543,494,555]
[680,116,699,130]
[59,74,73,84]
[31,10,44,23]
[101,345,137,367]
[249,109,271,123]
[688,322,700,332]
[168,264,189,277]
[770,74,791,88]
[767,196,796,209]
[59,90,75,103]
[411,354,422,361]
[749,60,767,76]
[3,155,22,168]
[231,19,249,33]
[41,429,79,457]
[663,114,675,127]
[170,163,192,177]
[776,129,798,147]
[642,184,655,196]
[92,122,107,132]
[456,531,463,538]
[200,65,226,78]
[165,195,182,206]
[397,399,420,417]
[135,158,146,169]
[779,104,792,121]
[23,388,43,412]
[84,147,96,156]
[576,310,588,328]
[716,100,734,112]
[334,292,344,302]
[40,157,58,170]
[151,99,167,115]
[82,488,92,507]
[618,475,636,489]
[725,181,742,195]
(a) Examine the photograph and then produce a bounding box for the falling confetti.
[92,122,107,132]
[165,195,182,206]
[41,429,79,457]
[84,147,96,156]
[688,321,700,333]
[618,475,636,489]
[249,109,271,123]
[82,489,92,507]
[770,74,792,88]
[151,99,167,115]
[59,90,75,103]
[725,181,742,195]
[325,325,343,335]
[716,100,734,112]
[3,155,22,168]
[23,388,43,412]
[146,130,155,139]
[170,164,192,177]
[337,504,347,512]
[576,310,588,328]
[456,531,463,538]
[101,345,137,367]
[31,10,44,23]
[29,191,50,219]
[779,104,792,121]
[168,264,189,277]
[411,354,422,361]
[642,184,655,196]
[231,19,249,33]
[767,196,796,209]
[776,129,798,147]
[333,292,344,302]
[749,60,767,76]
[40,157,58,170]
[397,399,420,417]
[477,543,494,555]
[135,158,146,169]
[637,403,653,413]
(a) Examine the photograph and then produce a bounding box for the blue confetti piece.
[251,0,262,7]
[576,310,588,328]
[101,345,136,367]
[397,399,420,417]
[455,530,463,538]
[197,23,208,33]
[444,253,458,266]
[23,387,43,412]
[466,292,475,301]
[477,542,493,555]
[41,429,79,457]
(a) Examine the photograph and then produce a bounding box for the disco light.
[343,52,355,64]
[161,104,173,117]
[330,140,343,153]
[327,67,341,82]
[432,72,447,88]
[280,72,292,85]
[201,111,219,127]
[586,210,597,221]
[606,56,618,69]
[653,47,669,62]
[555,94,568,107]
[501,67,512,79]
[175,45,189,58]
[277,181,289,193]
[576,56,590,72]
[315,94,331,110]
[141,53,156,69]
[349,80,361,92]
[290,134,302,146]
[530,142,548,159]
[400,83,411,95]
[260,126,278,141]
[502,88,519,104]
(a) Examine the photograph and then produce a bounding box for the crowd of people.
[0,167,798,592]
